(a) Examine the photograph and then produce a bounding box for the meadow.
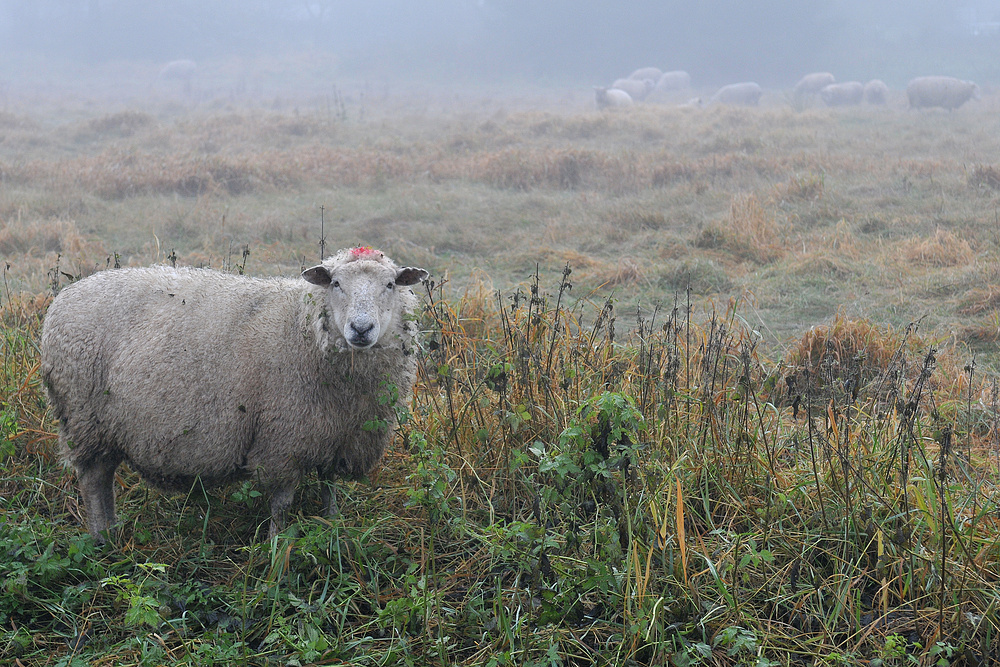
[3,65,1000,665]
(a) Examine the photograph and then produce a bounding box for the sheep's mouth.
[346,336,376,350]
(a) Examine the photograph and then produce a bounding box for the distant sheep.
[41,247,429,541]
[611,78,654,101]
[594,86,634,109]
[819,81,863,106]
[907,76,980,110]
[863,79,889,105]
[793,72,835,96]
[654,70,692,92]
[628,67,663,82]
[710,82,763,106]
[159,59,197,94]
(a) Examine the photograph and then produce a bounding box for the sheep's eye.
[332,280,340,289]
[386,282,395,290]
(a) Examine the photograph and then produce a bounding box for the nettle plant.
[529,392,645,549]
[405,429,458,526]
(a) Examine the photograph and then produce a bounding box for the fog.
[1,0,999,93]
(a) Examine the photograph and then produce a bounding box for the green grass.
[4,65,1000,665]
[4,272,1000,665]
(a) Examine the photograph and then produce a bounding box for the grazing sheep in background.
[611,78,654,101]
[645,70,693,103]
[906,76,980,110]
[710,82,763,106]
[594,86,634,109]
[863,79,889,105]
[41,247,429,542]
[628,66,663,82]
[819,81,864,106]
[654,70,692,92]
[793,72,836,96]
[158,59,198,94]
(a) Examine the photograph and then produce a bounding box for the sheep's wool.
[41,249,428,540]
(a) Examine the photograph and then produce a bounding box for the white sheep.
[41,247,429,541]
[627,67,663,82]
[611,78,654,101]
[594,86,634,109]
[863,79,889,105]
[654,70,692,92]
[793,72,835,96]
[906,76,980,110]
[158,59,198,94]
[710,82,763,106]
[819,81,864,106]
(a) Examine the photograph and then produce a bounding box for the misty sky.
[1,1,999,87]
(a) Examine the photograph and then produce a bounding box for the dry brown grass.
[789,313,905,370]
[0,216,110,291]
[785,252,857,280]
[585,255,651,288]
[695,192,786,264]
[967,163,1000,190]
[774,172,825,201]
[474,148,643,193]
[784,220,868,278]
[958,275,1000,316]
[85,111,157,137]
[1,90,999,355]
[900,228,975,268]
[730,193,786,262]
[0,216,81,256]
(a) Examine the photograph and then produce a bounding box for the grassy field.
[4,65,1000,665]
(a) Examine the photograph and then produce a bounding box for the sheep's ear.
[302,265,332,286]
[395,267,429,286]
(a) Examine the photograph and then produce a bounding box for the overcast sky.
[1,1,998,87]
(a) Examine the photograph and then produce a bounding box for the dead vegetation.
[0,92,999,354]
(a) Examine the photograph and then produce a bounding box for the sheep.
[611,78,654,101]
[627,67,663,82]
[819,81,864,106]
[594,86,634,109]
[710,82,763,106]
[158,59,197,94]
[863,79,889,105]
[40,247,429,542]
[646,71,693,103]
[906,76,980,110]
[654,70,692,92]
[793,72,835,96]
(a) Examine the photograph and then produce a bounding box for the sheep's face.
[303,259,428,350]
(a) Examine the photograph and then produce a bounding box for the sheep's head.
[303,249,428,350]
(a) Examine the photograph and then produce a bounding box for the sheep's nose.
[350,320,375,337]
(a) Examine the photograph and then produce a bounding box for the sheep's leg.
[77,460,118,543]
[318,467,339,517]
[268,485,296,539]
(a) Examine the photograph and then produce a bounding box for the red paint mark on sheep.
[351,246,382,259]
